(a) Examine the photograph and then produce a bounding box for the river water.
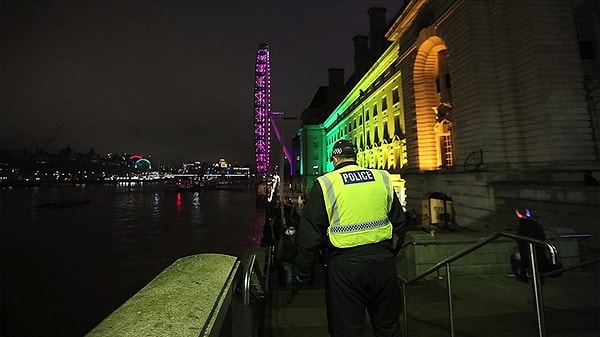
[1,182,266,337]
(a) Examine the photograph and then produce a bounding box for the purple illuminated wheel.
[254,43,271,175]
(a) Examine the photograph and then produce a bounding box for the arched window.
[413,36,453,171]
[394,117,404,138]
[383,122,389,141]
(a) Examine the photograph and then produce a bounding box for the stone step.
[270,288,329,337]
[267,269,599,337]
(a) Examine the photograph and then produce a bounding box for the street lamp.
[281,116,298,218]
[270,112,297,227]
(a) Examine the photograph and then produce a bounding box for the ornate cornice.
[386,0,429,41]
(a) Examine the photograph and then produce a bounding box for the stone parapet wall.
[85,254,240,337]
[402,170,599,251]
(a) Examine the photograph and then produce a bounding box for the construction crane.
[40,122,65,151]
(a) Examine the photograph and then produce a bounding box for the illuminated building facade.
[298,8,406,192]
[298,1,600,246]
[386,0,599,239]
[321,37,408,203]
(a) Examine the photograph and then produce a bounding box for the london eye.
[254,43,271,175]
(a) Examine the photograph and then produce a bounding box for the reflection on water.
[190,192,203,226]
[152,192,161,223]
[0,182,265,337]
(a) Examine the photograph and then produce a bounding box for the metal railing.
[265,245,275,293]
[398,231,559,337]
[542,256,600,277]
[558,233,593,267]
[242,249,269,306]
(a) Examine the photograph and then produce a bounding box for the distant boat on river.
[164,177,202,192]
[164,177,250,192]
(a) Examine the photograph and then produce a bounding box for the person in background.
[295,139,406,337]
[276,223,299,304]
[291,200,302,228]
[584,170,599,186]
[512,209,560,283]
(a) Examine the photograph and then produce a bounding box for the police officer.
[295,139,406,337]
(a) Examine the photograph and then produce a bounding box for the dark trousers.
[327,255,402,337]
[519,244,550,276]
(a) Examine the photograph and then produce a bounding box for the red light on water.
[176,193,182,211]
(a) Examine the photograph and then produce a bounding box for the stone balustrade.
[85,253,240,337]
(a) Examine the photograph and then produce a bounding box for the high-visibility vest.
[317,164,394,248]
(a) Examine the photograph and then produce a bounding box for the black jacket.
[295,161,406,277]
[277,232,298,263]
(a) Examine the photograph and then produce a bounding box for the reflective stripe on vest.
[318,165,394,248]
[329,217,390,234]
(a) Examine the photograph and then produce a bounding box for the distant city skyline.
[1,0,403,167]
[1,143,252,168]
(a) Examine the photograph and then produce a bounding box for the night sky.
[1,0,402,167]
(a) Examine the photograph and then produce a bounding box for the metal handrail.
[243,251,267,306]
[558,233,592,239]
[542,257,600,277]
[264,245,275,294]
[558,233,592,263]
[398,231,559,337]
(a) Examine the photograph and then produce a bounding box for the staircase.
[265,262,599,337]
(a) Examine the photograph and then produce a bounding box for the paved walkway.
[269,268,599,337]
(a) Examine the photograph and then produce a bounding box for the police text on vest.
[340,170,375,184]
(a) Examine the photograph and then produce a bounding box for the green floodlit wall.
[299,124,326,189]
[322,39,407,175]
[298,39,407,201]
